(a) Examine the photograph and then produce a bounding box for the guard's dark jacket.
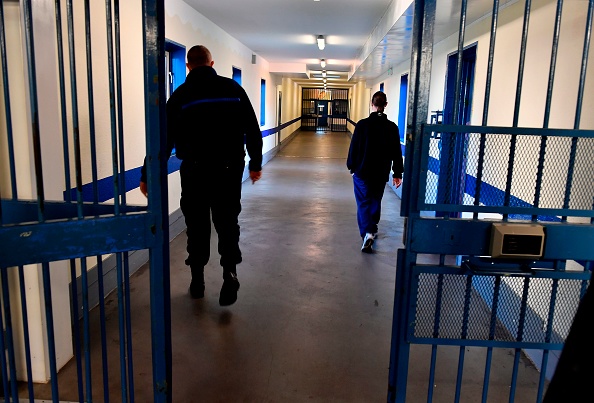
[141,66,262,181]
[347,112,403,184]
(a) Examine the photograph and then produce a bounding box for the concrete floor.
[24,129,543,402]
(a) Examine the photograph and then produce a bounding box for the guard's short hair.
[187,45,212,68]
[371,91,388,108]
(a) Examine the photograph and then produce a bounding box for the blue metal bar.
[0,267,18,401]
[504,0,532,220]
[481,0,499,127]
[81,258,93,401]
[531,134,547,213]
[389,249,415,403]
[537,278,559,402]
[512,0,532,128]
[533,0,564,218]
[124,254,136,402]
[0,1,18,201]
[54,0,72,203]
[427,254,445,402]
[142,0,172,401]
[564,0,593,218]
[105,0,121,216]
[543,0,563,129]
[400,0,436,217]
[452,0,468,126]
[474,0,500,218]
[425,124,594,138]
[41,262,59,400]
[18,266,35,402]
[427,345,437,403]
[482,276,501,403]
[562,137,578,217]
[417,203,594,218]
[84,0,99,203]
[573,0,593,129]
[116,253,129,403]
[69,260,85,402]
[427,273,445,402]
[455,275,473,402]
[22,0,45,221]
[115,0,127,208]
[0,213,154,268]
[96,258,111,403]
[66,0,84,213]
[0,276,10,399]
[509,278,530,402]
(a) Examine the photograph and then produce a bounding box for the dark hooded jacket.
[141,66,262,181]
[347,111,403,185]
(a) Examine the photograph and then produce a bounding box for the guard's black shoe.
[189,281,205,299]
[219,273,240,306]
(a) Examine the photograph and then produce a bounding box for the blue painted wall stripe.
[65,118,302,203]
[424,153,561,222]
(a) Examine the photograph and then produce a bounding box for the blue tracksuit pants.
[352,173,385,238]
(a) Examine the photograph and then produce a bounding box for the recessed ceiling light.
[317,35,325,50]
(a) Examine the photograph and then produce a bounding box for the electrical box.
[490,223,545,259]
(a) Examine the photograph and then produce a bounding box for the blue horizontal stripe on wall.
[66,118,303,203]
[260,116,301,138]
[424,154,561,222]
[64,157,182,203]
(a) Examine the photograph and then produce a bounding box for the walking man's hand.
[140,181,148,197]
[250,170,262,184]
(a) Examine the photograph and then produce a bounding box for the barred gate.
[301,88,349,132]
[390,0,593,402]
[0,0,170,402]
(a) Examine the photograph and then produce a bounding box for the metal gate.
[390,0,593,402]
[0,0,170,402]
[301,88,349,132]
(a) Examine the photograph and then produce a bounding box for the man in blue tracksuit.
[140,45,263,305]
[347,91,403,253]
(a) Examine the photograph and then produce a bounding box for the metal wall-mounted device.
[489,223,545,259]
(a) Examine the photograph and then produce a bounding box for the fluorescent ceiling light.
[320,59,326,68]
[311,74,340,79]
[317,35,325,50]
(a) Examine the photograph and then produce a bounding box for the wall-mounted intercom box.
[490,223,545,259]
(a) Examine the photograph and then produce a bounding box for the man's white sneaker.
[361,233,375,253]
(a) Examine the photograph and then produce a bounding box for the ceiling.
[184,0,512,90]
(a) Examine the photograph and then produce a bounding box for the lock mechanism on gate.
[489,223,545,259]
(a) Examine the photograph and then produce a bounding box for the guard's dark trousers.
[180,160,244,274]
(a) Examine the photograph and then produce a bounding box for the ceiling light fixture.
[320,59,326,68]
[322,70,326,78]
[323,78,327,83]
[317,35,325,50]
